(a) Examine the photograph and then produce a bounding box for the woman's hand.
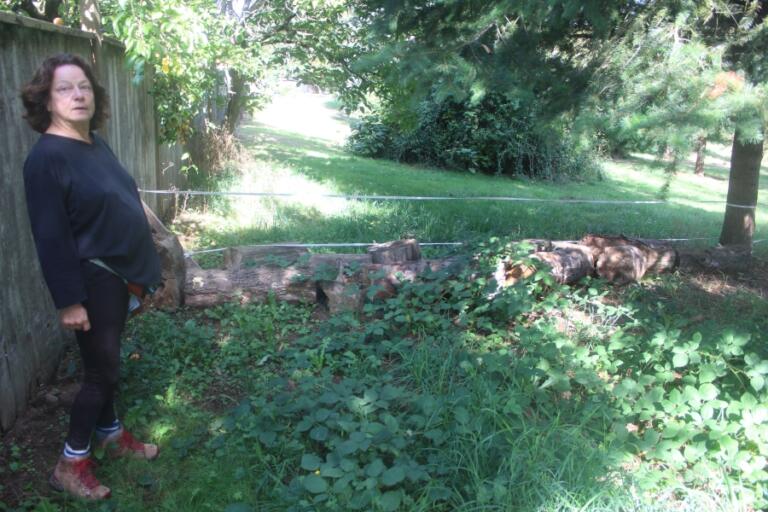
[59,304,91,331]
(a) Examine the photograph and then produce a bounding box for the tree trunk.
[694,135,707,175]
[79,0,101,32]
[224,68,248,134]
[719,130,764,246]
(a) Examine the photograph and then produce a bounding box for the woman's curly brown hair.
[21,53,109,133]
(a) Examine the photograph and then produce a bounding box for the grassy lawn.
[172,90,767,265]
[4,88,768,512]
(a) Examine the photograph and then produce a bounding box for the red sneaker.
[98,428,159,460]
[49,456,111,500]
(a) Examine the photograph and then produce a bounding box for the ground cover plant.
[4,239,767,511]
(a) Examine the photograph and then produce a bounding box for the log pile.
[497,234,679,287]
[181,239,455,314]
[142,201,680,312]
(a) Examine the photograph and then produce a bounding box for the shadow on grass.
[621,152,768,189]
[230,124,768,251]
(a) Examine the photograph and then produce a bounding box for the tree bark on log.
[496,235,679,288]
[368,239,421,263]
[531,243,594,284]
[184,247,454,313]
[595,245,647,284]
[185,258,317,307]
[143,202,186,309]
[579,234,678,274]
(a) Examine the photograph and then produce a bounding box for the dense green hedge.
[347,94,599,180]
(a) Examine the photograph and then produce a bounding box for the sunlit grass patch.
[173,96,767,265]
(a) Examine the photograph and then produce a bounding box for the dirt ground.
[677,248,768,299]
[0,349,83,508]
[1,251,766,508]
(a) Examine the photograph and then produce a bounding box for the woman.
[21,53,162,500]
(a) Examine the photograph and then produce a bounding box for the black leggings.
[66,262,129,450]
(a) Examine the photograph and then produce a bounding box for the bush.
[347,94,600,180]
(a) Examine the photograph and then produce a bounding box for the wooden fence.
[0,12,186,431]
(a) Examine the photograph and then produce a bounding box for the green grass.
[174,119,767,267]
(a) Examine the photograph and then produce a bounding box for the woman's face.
[47,64,95,129]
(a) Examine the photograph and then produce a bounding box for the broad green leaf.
[301,454,322,471]
[337,440,358,455]
[720,436,739,457]
[699,383,718,401]
[303,475,328,494]
[661,424,681,439]
[682,385,700,405]
[673,353,688,368]
[310,426,329,441]
[379,491,402,511]
[381,466,406,486]
[753,360,768,374]
[698,366,717,384]
[333,475,352,493]
[750,375,765,391]
[741,392,758,407]
[258,431,276,445]
[366,458,386,478]
[320,465,344,478]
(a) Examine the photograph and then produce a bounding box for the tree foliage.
[100,0,346,142]
[332,0,766,243]
[0,0,351,143]
[584,2,766,159]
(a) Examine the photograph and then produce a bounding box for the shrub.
[347,94,600,180]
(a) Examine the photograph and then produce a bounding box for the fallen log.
[531,243,595,284]
[181,240,457,313]
[496,242,593,286]
[595,245,647,285]
[185,258,317,308]
[495,235,679,288]
[579,234,678,274]
[368,239,421,263]
[145,203,683,312]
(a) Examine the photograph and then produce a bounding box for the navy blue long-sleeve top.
[23,132,161,309]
